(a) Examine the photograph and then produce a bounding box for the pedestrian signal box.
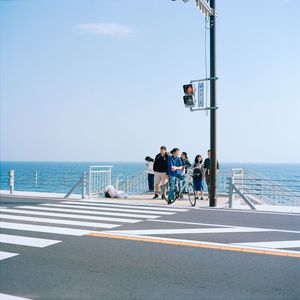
[183,84,195,108]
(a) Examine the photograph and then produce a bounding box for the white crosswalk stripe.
[0,293,32,300]
[0,213,120,229]
[0,234,61,248]
[0,251,19,261]
[17,206,161,219]
[42,203,175,215]
[0,201,185,263]
[0,221,91,236]
[0,208,141,224]
[70,200,188,212]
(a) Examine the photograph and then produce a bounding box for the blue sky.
[1,0,299,163]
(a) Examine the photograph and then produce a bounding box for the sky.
[1,0,300,163]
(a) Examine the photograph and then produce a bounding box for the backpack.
[193,167,202,178]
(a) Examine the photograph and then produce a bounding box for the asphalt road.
[1,196,300,300]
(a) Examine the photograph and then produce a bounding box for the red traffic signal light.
[183,83,195,108]
[183,84,194,95]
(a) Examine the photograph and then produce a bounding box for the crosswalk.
[0,200,188,262]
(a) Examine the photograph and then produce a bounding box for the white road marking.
[0,221,91,236]
[0,213,120,229]
[233,240,300,249]
[0,208,141,224]
[18,206,160,219]
[105,227,274,236]
[48,203,175,215]
[148,219,300,234]
[89,232,300,256]
[0,234,61,248]
[148,219,236,228]
[73,200,188,212]
[199,207,300,217]
[0,293,32,300]
[0,251,19,261]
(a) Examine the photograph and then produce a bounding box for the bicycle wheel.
[188,183,197,207]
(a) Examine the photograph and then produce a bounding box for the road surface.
[0,196,300,299]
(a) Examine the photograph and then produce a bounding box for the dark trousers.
[205,175,210,196]
[148,174,154,192]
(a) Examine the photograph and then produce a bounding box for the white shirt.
[145,161,154,175]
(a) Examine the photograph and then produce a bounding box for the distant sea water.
[0,161,300,194]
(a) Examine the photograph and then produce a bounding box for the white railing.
[88,166,113,198]
[228,169,300,208]
[113,174,147,195]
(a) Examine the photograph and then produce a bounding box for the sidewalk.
[1,190,299,213]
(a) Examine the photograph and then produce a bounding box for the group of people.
[145,146,219,203]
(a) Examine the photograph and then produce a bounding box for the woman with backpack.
[193,155,204,200]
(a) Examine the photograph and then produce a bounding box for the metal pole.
[82,172,86,199]
[88,168,92,198]
[228,177,233,208]
[209,0,217,207]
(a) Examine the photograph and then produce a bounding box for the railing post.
[9,170,14,195]
[82,172,87,199]
[116,178,119,193]
[228,176,233,208]
[88,168,92,199]
[108,168,112,186]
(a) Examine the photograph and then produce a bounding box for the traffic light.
[183,84,195,108]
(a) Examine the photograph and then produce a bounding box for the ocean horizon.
[1,161,300,194]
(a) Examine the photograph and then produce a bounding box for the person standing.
[193,155,204,200]
[145,156,155,192]
[180,152,192,195]
[203,150,219,198]
[180,152,192,173]
[153,146,169,200]
[167,148,184,204]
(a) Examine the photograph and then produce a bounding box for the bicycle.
[167,170,197,207]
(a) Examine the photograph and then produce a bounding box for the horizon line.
[1,160,300,165]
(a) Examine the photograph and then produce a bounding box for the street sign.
[198,82,204,107]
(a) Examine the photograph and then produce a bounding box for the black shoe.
[162,195,166,200]
[200,197,204,200]
[153,194,159,199]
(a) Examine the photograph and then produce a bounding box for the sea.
[0,161,300,194]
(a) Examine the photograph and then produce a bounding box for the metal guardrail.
[228,168,300,208]
[64,172,87,199]
[113,173,147,195]
[3,167,300,208]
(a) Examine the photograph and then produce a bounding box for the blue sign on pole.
[198,82,204,107]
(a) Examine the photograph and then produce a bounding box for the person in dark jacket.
[153,146,168,199]
[203,150,219,198]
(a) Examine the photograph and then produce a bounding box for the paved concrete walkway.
[1,190,300,213]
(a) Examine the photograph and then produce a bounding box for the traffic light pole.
[209,0,217,207]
